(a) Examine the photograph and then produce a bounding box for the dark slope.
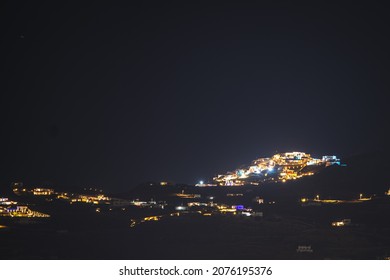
[280,151,390,199]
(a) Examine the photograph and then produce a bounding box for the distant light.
[199,181,204,185]
[241,211,251,217]
[268,166,274,171]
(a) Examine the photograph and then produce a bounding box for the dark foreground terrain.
[1,196,390,260]
[2,152,390,259]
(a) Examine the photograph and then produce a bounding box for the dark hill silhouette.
[117,151,390,202]
[277,150,390,199]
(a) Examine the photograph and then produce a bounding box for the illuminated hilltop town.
[211,151,341,186]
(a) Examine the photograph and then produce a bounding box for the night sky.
[1,2,389,190]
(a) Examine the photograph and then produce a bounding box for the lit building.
[128,199,166,209]
[255,197,264,204]
[2,205,50,218]
[332,219,351,227]
[322,155,341,166]
[175,205,188,211]
[33,188,55,196]
[0,198,12,205]
[70,194,110,204]
[174,193,201,199]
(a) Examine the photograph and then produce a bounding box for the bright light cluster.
[70,194,110,204]
[0,204,50,218]
[213,151,340,186]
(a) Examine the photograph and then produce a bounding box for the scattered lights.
[170,212,180,217]
[227,193,243,197]
[129,200,263,229]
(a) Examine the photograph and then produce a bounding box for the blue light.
[236,205,244,210]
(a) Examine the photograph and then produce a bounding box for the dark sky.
[1,2,389,190]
